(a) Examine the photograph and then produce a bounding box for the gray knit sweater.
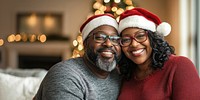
[34,57,121,100]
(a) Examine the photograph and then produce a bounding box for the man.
[34,14,121,100]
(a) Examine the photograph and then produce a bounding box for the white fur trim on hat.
[157,22,171,36]
[118,15,156,33]
[82,16,118,41]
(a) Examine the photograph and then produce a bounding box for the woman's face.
[121,27,152,66]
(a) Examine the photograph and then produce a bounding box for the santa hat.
[80,14,118,41]
[118,7,171,36]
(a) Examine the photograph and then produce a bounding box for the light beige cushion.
[0,72,43,100]
[0,68,47,78]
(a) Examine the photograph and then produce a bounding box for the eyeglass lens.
[120,31,147,46]
[93,32,120,45]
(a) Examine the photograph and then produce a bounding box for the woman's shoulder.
[165,54,196,70]
[168,54,193,63]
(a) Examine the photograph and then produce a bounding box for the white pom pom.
[157,22,171,36]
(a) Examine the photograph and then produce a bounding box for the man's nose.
[103,38,113,47]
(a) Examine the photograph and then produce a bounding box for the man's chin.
[96,55,117,72]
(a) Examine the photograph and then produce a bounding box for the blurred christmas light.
[72,0,135,58]
[15,34,21,42]
[4,32,48,44]
[116,8,124,15]
[100,5,107,11]
[95,10,104,15]
[111,7,118,12]
[78,44,84,51]
[126,6,134,10]
[104,0,110,3]
[125,0,133,5]
[0,39,4,46]
[21,33,28,42]
[73,40,78,46]
[114,0,121,3]
[7,34,15,42]
[44,15,56,29]
[27,13,37,27]
[39,34,47,43]
[93,2,102,9]
[29,34,37,42]
[77,35,82,43]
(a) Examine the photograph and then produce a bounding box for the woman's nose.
[130,39,139,47]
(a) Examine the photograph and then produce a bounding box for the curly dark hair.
[119,30,175,80]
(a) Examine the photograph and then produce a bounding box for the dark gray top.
[34,57,121,100]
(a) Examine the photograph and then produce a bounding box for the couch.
[0,68,47,100]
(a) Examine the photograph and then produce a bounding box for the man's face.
[84,25,121,72]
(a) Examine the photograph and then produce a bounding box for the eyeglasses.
[120,30,148,47]
[90,32,120,46]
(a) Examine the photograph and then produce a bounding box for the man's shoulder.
[62,57,84,65]
[53,57,84,69]
[46,57,85,76]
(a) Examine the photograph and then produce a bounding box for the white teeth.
[102,52,112,55]
[132,49,144,54]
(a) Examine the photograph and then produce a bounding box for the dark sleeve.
[34,62,85,100]
[172,56,200,100]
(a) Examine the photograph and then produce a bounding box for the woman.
[118,7,200,100]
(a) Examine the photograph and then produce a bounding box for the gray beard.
[96,55,117,72]
[85,46,119,72]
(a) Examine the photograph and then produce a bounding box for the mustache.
[96,47,117,54]
[97,47,121,63]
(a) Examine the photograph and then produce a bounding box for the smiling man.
[34,14,122,100]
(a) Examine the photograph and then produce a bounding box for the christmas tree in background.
[71,33,84,58]
[71,0,135,58]
[93,0,135,20]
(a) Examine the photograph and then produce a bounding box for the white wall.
[0,0,92,41]
[0,0,92,67]
[196,0,200,74]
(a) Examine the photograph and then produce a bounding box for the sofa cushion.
[0,68,47,78]
[0,72,43,100]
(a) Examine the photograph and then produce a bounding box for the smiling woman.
[118,7,200,100]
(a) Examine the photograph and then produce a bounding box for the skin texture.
[83,25,121,79]
[121,27,152,79]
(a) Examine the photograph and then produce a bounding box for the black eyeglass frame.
[87,32,120,46]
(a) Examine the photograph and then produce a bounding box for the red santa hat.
[118,7,171,36]
[80,14,118,41]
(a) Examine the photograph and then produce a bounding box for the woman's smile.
[131,48,145,57]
